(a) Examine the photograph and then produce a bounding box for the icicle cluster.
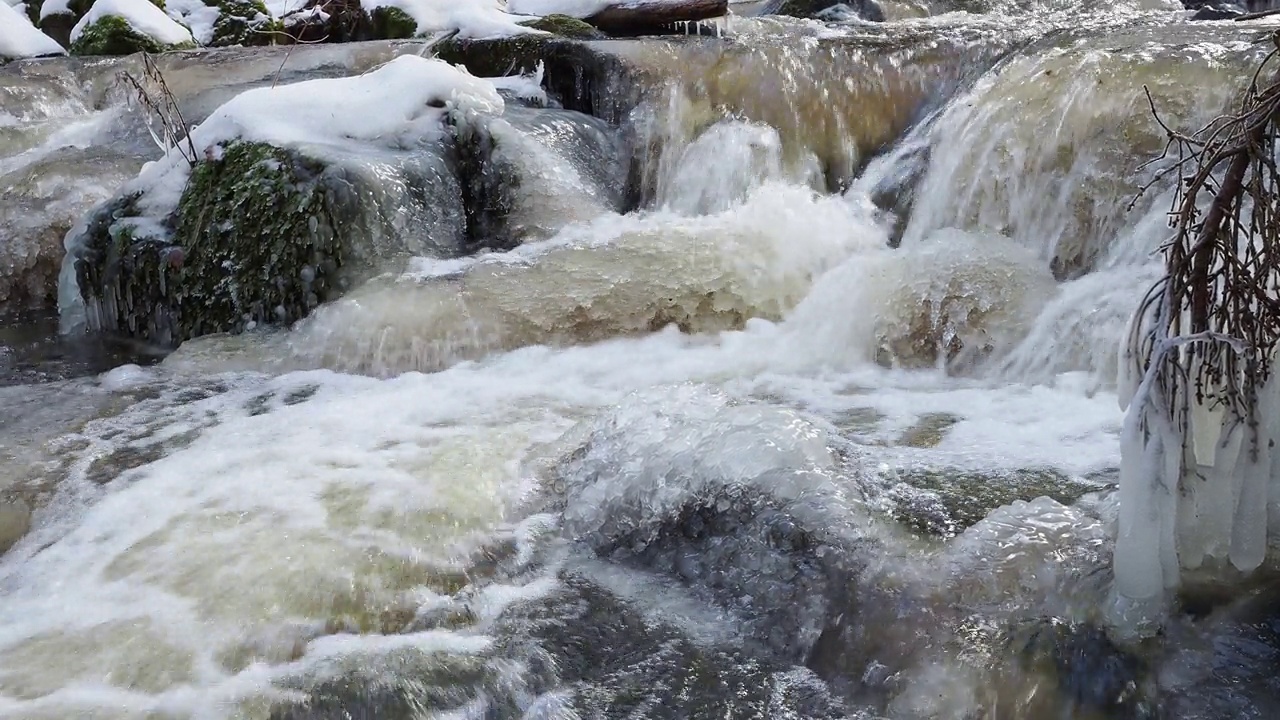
[1113,290,1280,627]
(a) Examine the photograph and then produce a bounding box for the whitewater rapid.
[3,4,1280,719]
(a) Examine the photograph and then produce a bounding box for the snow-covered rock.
[70,0,197,55]
[62,56,511,343]
[0,1,67,60]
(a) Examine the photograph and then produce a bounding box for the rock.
[209,0,284,46]
[282,0,419,42]
[432,36,641,123]
[518,13,607,39]
[1190,3,1245,19]
[70,140,454,344]
[70,16,197,56]
[0,147,136,315]
[775,0,885,21]
[997,618,1153,718]
[0,499,31,556]
[883,466,1108,538]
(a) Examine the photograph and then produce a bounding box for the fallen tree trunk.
[586,0,728,36]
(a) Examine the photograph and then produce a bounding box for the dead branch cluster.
[1129,30,1280,453]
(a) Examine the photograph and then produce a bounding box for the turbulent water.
[4,3,1280,719]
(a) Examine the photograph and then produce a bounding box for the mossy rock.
[69,16,195,56]
[72,142,370,344]
[369,6,417,39]
[23,0,41,26]
[518,14,606,40]
[887,467,1107,538]
[38,12,78,48]
[209,0,282,46]
[433,36,636,122]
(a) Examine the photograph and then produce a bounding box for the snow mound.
[123,54,504,221]
[0,2,67,59]
[362,0,545,39]
[165,0,222,45]
[70,0,197,46]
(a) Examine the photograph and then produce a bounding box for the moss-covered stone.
[23,0,41,26]
[518,14,606,40]
[38,12,79,49]
[209,0,283,46]
[69,16,195,56]
[433,36,635,122]
[71,142,372,344]
[167,142,364,340]
[369,6,417,39]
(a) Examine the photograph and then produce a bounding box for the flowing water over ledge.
[4,4,1280,719]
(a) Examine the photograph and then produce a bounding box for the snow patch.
[166,0,222,45]
[118,55,504,228]
[360,0,545,38]
[0,2,66,59]
[70,0,197,46]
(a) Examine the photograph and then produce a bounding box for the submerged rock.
[884,466,1108,538]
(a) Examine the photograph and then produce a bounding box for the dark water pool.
[0,308,164,387]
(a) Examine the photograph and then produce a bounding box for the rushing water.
[4,3,1280,719]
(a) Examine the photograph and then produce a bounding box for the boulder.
[775,0,885,21]
[208,0,284,46]
[282,0,420,42]
[70,14,197,56]
[69,138,472,345]
[1190,3,1245,18]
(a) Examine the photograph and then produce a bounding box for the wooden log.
[585,0,729,36]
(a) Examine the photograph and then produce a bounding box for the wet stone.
[493,574,853,719]
[0,499,32,556]
[586,485,865,668]
[884,466,1108,538]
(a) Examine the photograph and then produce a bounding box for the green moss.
[167,142,356,340]
[209,0,282,46]
[518,14,604,40]
[369,6,417,39]
[70,142,368,344]
[23,0,41,26]
[775,0,839,17]
[69,16,196,56]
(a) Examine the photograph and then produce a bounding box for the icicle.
[1115,405,1168,602]
[1157,408,1182,589]
[1189,394,1226,467]
[1116,303,1144,412]
[1234,358,1280,570]
[1197,415,1245,563]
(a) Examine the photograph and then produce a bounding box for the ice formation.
[1112,293,1280,629]
[0,2,66,59]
